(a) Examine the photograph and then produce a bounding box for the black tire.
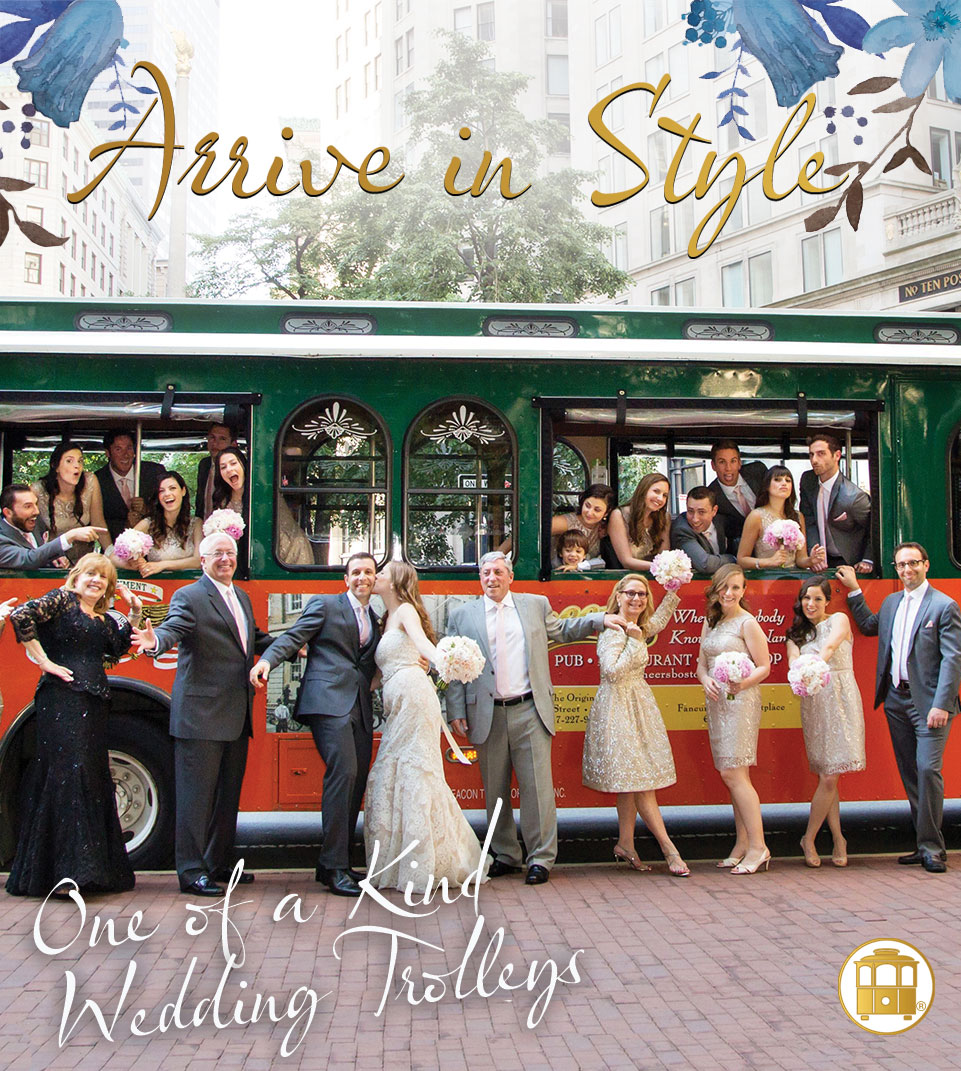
[107,714,175,869]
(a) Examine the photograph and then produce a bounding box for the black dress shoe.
[525,864,550,885]
[315,866,362,897]
[181,874,225,897]
[899,849,946,865]
[211,868,255,884]
[348,868,366,883]
[487,857,522,878]
[922,853,947,873]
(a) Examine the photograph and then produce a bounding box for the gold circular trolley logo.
[838,939,934,1034]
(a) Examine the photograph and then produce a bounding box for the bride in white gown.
[365,561,490,893]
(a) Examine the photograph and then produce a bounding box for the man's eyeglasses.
[893,559,925,570]
[208,550,237,560]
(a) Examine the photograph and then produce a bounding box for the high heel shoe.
[716,854,745,869]
[665,852,690,877]
[613,845,652,872]
[800,837,821,868]
[832,839,848,868]
[730,849,771,875]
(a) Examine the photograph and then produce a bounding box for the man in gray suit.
[446,551,624,885]
[133,532,271,895]
[0,484,105,570]
[250,552,380,897]
[670,486,735,574]
[706,440,766,553]
[799,432,872,572]
[839,545,961,873]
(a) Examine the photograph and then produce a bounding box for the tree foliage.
[190,32,628,303]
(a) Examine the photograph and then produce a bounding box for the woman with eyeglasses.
[786,576,865,868]
[582,573,690,876]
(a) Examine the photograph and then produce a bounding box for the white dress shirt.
[484,593,530,699]
[890,581,929,686]
[816,470,841,556]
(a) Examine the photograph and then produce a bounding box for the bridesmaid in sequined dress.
[696,564,772,875]
[582,574,689,876]
[607,473,671,571]
[786,577,865,868]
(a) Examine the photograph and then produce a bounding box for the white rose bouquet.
[761,519,804,551]
[650,549,693,591]
[710,652,757,701]
[112,528,153,563]
[788,653,831,697]
[436,635,486,684]
[203,509,246,540]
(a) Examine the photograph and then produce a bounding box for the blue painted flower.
[732,0,843,106]
[862,1,961,98]
[12,0,123,127]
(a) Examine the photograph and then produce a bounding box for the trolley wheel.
[107,715,175,869]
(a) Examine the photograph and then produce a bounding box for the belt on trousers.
[493,691,534,707]
[890,679,911,693]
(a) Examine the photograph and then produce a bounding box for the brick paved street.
[1,855,959,1070]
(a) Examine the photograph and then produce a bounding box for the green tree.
[190,32,628,303]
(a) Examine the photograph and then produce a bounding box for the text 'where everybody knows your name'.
[69,64,842,260]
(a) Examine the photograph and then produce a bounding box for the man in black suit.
[0,484,105,570]
[670,486,736,574]
[94,429,165,542]
[132,532,271,896]
[839,546,961,872]
[706,440,766,553]
[799,432,872,573]
[195,423,236,519]
[250,552,380,897]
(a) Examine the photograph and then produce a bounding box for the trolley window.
[404,399,516,569]
[276,398,390,569]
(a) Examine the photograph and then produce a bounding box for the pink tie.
[226,587,248,654]
[356,605,370,646]
[494,602,510,697]
[119,476,132,507]
[733,487,749,516]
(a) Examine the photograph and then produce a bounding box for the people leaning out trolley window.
[106,471,204,577]
[1,484,105,571]
[608,473,671,571]
[707,439,766,550]
[737,466,824,571]
[550,483,616,567]
[670,486,736,574]
[799,432,873,574]
[31,441,110,565]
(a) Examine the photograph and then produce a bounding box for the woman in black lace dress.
[6,554,142,897]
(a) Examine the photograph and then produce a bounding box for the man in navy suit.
[133,532,271,895]
[670,486,736,574]
[0,484,105,570]
[706,440,766,553]
[250,552,380,897]
[839,545,961,872]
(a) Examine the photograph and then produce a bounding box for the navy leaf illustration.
[718,86,748,97]
[108,119,126,130]
[108,101,138,112]
[816,4,869,50]
[736,124,754,140]
[0,17,35,64]
[133,84,156,94]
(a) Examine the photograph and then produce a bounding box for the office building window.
[548,112,571,154]
[721,260,745,306]
[547,54,569,95]
[24,159,48,188]
[650,285,670,305]
[24,253,42,284]
[59,263,66,294]
[594,6,622,67]
[650,206,670,259]
[643,0,664,35]
[477,2,494,40]
[801,228,842,291]
[612,222,628,269]
[26,118,50,147]
[931,128,952,185]
[674,277,695,306]
[748,252,773,306]
[667,43,688,99]
[454,5,471,34]
[547,0,568,37]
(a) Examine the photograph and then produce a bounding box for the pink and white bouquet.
[711,652,756,701]
[436,635,486,684]
[112,528,153,563]
[788,653,831,698]
[761,519,804,551]
[651,549,693,591]
[203,508,246,540]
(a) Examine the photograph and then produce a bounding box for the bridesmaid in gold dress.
[736,466,822,571]
[786,577,866,868]
[607,473,671,571]
[32,442,109,565]
[583,573,690,876]
[696,564,772,874]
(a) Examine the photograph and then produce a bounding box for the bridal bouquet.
[788,653,832,697]
[711,652,756,701]
[203,508,246,540]
[761,519,804,551]
[112,528,153,563]
[650,549,693,591]
[436,635,486,684]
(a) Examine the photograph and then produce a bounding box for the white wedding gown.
[364,628,490,893]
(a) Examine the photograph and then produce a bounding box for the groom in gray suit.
[446,551,623,885]
[250,552,380,897]
[839,545,961,872]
